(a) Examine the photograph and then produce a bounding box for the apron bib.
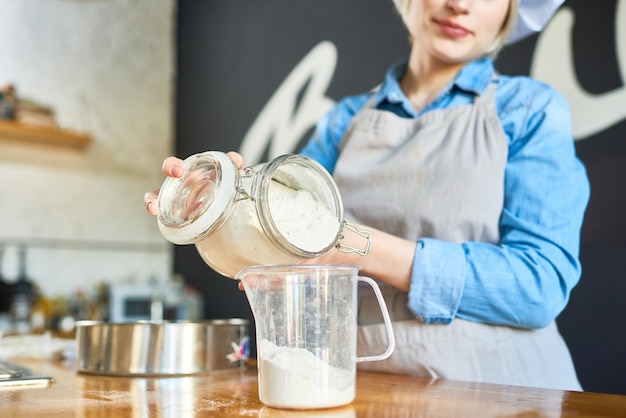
[333,82,582,391]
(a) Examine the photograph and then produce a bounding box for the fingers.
[144,190,159,216]
[148,152,244,218]
[162,156,185,177]
[163,153,243,176]
[144,156,182,217]
[226,151,244,169]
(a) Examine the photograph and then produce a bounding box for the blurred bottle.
[162,274,203,321]
[70,289,90,321]
[163,274,186,320]
[0,84,17,120]
[30,284,53,333]
[50,295,75,334]
[10,246,35,333]
[149,275,163,321]
[184,284,204,321]
[92,280,110,322]
[0,245,12,331]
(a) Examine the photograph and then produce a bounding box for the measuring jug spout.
[235,264,395,410]
[237,271,276,320]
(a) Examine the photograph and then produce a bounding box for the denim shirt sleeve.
[408,78,590,329]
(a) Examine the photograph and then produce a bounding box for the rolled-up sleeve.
[407,81,590,329]
[408,239,467,323]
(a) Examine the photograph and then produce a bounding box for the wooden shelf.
[0,119,92,149]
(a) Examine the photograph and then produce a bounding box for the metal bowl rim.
[75,318,249,329]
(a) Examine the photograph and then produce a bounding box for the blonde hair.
[393,0,519,58]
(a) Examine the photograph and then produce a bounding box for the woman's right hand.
[143,152,245,217]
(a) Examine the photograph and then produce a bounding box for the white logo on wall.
[532,0,626,140]
[239,41,337,164]
[241,1,625,163]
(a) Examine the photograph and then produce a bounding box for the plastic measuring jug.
[236,264,395,410]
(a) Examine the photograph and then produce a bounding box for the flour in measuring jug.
[258,339,354,408]
[268,181,340,252]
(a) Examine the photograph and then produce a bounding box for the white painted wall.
[0,0,176,296]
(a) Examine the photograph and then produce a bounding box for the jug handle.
[356,276,396,363]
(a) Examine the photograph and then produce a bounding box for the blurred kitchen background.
[0,0,625,396]
[0,0,177,331]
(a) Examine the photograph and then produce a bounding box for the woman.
[146,0,589,390]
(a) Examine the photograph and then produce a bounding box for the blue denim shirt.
[300,57,590,329]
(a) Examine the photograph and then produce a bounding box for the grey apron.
[333,82,582,391]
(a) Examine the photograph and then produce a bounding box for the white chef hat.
[507,0,565,43]
[392,0,565,44]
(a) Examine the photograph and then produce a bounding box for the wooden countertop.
[2,358,626,417]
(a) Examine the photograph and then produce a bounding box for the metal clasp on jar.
[234,167,257,202]
[336,222,372,256]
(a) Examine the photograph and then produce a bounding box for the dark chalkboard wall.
[175,0,626,395]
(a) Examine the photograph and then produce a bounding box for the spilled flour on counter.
[258,339,354,409]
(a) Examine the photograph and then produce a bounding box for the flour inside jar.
[267,181,340,253]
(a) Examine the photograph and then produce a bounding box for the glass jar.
[157,151,371,278]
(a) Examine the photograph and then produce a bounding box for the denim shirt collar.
[373,57,496,115]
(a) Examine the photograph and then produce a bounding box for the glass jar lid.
[157,151,239,245]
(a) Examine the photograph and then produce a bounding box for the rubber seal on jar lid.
[157,151,239,245]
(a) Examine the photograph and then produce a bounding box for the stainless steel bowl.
[75,319,249,376]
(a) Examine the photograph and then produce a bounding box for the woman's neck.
[400,51,465,112]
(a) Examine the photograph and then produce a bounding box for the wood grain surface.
[2,358,626,417]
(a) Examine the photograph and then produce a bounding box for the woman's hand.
[235,223,416,292]
[143,152,245,216]
[308,223,417,292]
